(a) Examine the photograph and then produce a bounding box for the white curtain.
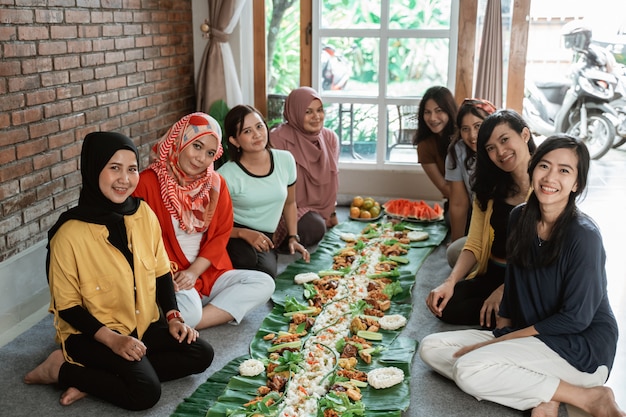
[196,0,247,112]
[474,0,503,108]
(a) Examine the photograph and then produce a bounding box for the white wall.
[0,241,50,342]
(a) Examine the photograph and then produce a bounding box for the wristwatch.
[288,234,300,243]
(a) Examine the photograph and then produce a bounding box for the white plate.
[386,213,443,223]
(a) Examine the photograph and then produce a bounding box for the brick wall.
[0,0,196,262]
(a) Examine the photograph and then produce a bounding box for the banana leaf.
[172,219,446,417]
[249,302,413,359]
[189,336,416,417]
[272,219,447,307]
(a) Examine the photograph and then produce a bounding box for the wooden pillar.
[300,0,312,87]
[455,0,478,104]
[506,0,531,112]
[253,0,267,115]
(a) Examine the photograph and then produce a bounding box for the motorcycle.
[570,40,626,149]
[607,62,626,148]
[523,23,618,160]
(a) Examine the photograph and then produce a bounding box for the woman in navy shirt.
[420,135,623,417]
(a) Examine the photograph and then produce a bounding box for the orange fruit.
[362,198,375,210]
[349,206,361,218]
[369,206,381,218]
[360,209,372,219]
[352,196,364,208]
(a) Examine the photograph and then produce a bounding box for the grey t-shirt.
[445,141,474,201]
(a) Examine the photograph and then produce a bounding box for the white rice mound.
[367,366,405,389]
[238,358,265,377]
[294,272,320,284]
[407,231,429,241]
[340,232,357,242]
[378,314,407,330]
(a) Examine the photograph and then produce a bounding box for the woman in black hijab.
[24,132,213,410]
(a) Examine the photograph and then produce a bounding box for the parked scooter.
[608,62,626,147]
[566,27,626,149]
[523,22,618,159]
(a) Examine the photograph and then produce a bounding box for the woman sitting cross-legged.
[24,132,213,410]
[218,104,310,278]
[420,135,625,417]
[270,87,340,248]
[426,110,535,328]
[133,112,275,329]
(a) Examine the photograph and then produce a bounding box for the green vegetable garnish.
[303,282,318,299]
[382,281,403,298]
[366,270,401,279]
[318,391,365,416]
[284,296,309,313]
[267,340,302,353]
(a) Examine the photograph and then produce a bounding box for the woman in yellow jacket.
[426,110,536,327]
[24,132,213,410]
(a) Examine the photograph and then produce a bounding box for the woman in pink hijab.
[270,87,340,248]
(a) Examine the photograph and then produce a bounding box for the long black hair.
[472,109,537,211]
[447,99,496,174]
[507,134,590,268]
[223,104,272,163]
[413,86,457,159]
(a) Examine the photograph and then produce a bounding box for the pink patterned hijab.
[276,87,338,185]
[148,112,223,233]
[270,87,339,219]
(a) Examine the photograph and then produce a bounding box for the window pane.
[389,0,452,30]
[386,104,419,163]
[266,1,300,94]
[321,37,379,97]
[387,38,449,97]
[321,0,381,29]
[324,103,379,162]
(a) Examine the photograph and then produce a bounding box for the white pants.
[176,269,274,328]
[418,329,608,411]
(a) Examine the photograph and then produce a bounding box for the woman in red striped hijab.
[134,112,274,330]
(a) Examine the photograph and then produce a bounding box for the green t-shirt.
[218,149,297,233]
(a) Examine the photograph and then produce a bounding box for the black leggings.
[227,238,278,278]
[297,211,326,247]
[438,260,505,327]
[227,226,277,278]
[59,320,214,411]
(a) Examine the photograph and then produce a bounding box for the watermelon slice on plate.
[383,199,444,222]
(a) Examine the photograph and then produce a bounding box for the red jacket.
[133,169,234,296]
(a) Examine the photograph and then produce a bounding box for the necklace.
[537,235,546,246]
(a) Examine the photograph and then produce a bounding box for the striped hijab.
[148,112,223,233]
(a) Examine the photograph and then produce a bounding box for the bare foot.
[24,349,65,385]
[60,387,88,406]
[532,401,560,417]
[585,386,626,417]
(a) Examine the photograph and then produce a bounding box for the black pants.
[297,211,327,247]
[227,238,278,278]
[438,260,505,327]
[227,226,277,278]
[59,320,214,411]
